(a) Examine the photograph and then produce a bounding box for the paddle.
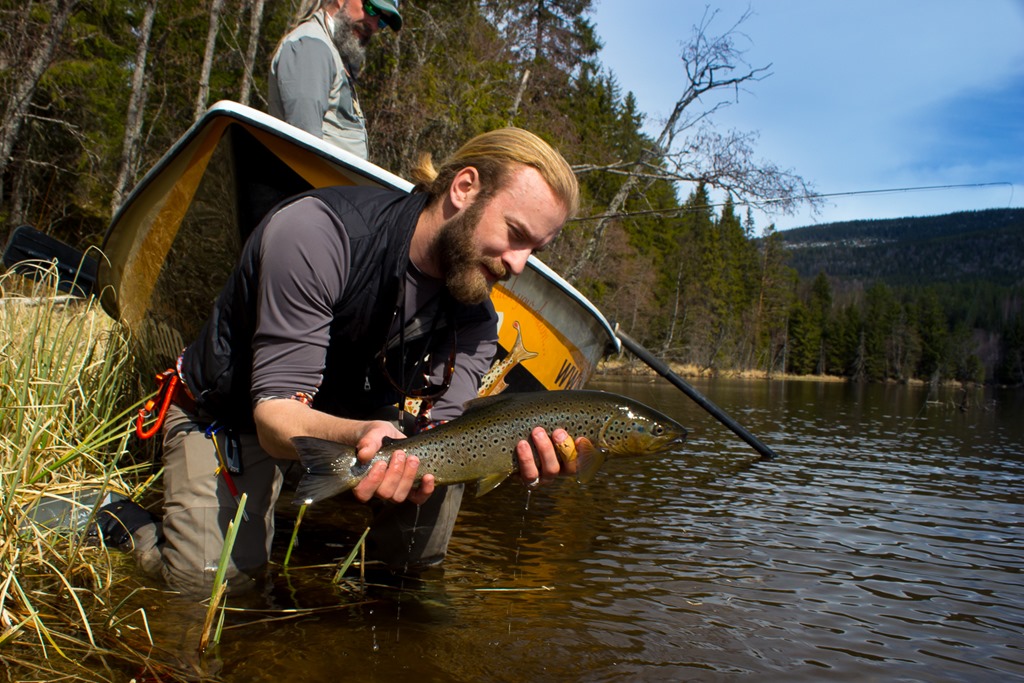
[614,327,779,462]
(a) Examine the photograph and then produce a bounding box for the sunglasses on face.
[363,3,389,30]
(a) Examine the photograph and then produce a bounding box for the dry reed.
[0,263,196,682]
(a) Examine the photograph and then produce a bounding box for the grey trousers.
[130,404,464,595]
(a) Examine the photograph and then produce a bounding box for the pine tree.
[657,184,712,358]
[830,303,863,379]
[754,224,795,375]
[863,282,897,380]
[997,313,1024,384]
[809,272,833,374]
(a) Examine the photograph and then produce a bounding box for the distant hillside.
[778,208,1024,286]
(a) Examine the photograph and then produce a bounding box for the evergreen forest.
[2,0,1021,386]
[779,209,1024,386]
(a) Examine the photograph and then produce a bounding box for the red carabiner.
[135,370,178,439]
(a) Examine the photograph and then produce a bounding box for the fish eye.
[653,424,664,436]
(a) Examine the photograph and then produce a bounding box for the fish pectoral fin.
[575,437,608,485]
[473,472,510,497]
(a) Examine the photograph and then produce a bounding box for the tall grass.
[0,263,193,681]
[0,263,380,681]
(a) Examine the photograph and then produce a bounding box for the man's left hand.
[515,428,579,489]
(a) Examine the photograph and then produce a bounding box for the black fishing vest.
[180,186,445,428]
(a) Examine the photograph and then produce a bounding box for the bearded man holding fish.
[97,128,591,594]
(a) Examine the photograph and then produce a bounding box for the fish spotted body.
[293,390,687,504]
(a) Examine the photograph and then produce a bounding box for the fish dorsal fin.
[461,393,517,415]
[474,471,510,497]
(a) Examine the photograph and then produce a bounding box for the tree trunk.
[195,0,226,121]
[111,0,159,214]
[7,166,27,233]
[238,0,267,106]
[508,68,530,123]
[0,0,79,204]
[661,260,684,355]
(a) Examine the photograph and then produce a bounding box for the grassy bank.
[0,265,379,682]
[595,357,849,383]
[0,264,189,681]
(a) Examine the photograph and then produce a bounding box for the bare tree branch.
[563,7,819,283]
[0,0,80,204]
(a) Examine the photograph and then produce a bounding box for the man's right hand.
[352,420,406,463]
[351,448,435,506]
[253,399,433,504]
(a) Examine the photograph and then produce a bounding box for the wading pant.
[129,404,464,595]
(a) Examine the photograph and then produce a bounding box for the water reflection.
[158,378,1024,681]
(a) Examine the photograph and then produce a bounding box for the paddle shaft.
[615,329,779,461]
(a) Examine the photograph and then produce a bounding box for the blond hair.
[409,128,579,218]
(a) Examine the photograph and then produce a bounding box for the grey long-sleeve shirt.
[268,11,369,159]
[251,197,498,422]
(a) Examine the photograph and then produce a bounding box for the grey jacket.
[268,11,369,158]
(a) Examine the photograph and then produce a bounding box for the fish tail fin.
[292,436,360,504]
[575,437,607,484]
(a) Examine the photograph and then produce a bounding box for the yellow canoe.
[98,101,619,393]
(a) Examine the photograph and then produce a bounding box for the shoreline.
[595,358,927,385]
[593,360,1019,389]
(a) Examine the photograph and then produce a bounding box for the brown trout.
[292,390,687,504]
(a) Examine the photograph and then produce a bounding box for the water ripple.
[200,380,1024,682]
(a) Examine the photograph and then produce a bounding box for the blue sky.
[591,1,1024,231]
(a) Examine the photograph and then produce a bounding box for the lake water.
[143,376,1024,682]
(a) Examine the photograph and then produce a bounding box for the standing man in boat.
[99,128,581,594]
[268,0,401,159]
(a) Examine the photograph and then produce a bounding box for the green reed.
[0,263,194,682]
[2,263,378,680]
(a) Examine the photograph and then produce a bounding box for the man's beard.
[332,10,368,77]
[436,199,507,305]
